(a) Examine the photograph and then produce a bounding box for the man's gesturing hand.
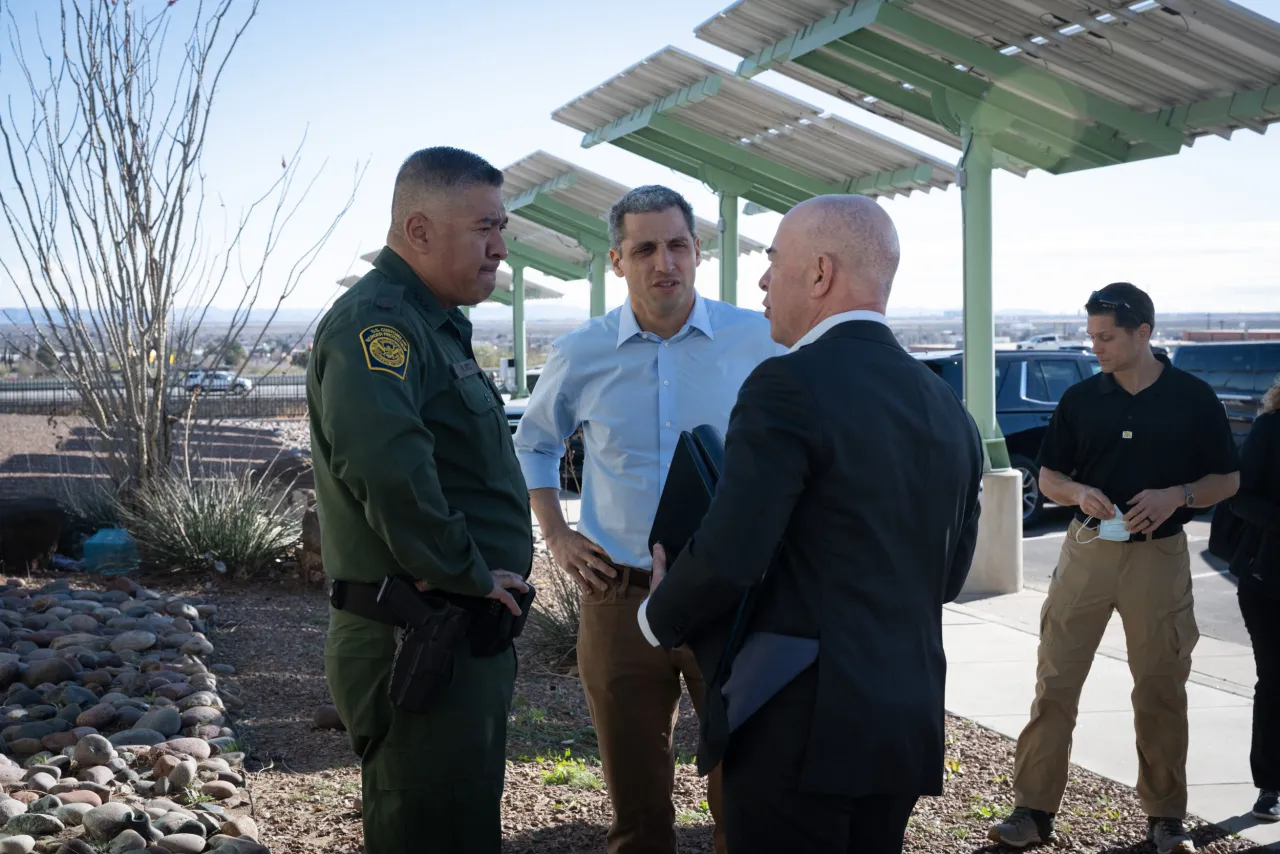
[1075,484,1116,521]
[1124,487,1183,535]
[546,529,615,594]
[487,570,530,616]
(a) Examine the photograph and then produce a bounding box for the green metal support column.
[460,305,471,318]
[960,125,1009,470]
[589,252,607,318]
[718,193,739,305]
[512,263,528,399]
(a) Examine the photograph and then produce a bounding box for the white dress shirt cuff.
[636,597,661,647]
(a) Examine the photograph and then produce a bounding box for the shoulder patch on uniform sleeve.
[359,325,411,380]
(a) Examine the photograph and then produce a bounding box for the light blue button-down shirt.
[514,294,784,569]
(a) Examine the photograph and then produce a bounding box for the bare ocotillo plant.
[0,0,361,495]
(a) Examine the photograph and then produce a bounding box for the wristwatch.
[1182,484,1195,507]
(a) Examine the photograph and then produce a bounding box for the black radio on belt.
[466,582,537,657]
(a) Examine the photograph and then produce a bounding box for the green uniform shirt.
[307,247,532,598]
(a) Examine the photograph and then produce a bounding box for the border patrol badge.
[360,325,410,380]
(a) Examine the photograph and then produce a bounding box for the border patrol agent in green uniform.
[307,147,532,853]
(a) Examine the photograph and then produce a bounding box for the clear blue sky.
[2,0,1278,321]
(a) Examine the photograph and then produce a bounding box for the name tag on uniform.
[1122,430,1133,439]
[450,358,481,379]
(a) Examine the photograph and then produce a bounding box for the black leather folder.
[647,424,816,774]
[647,424,723,558]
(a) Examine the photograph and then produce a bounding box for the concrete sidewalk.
[945,590,1278,850]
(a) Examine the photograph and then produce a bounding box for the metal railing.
[0,374,309,419]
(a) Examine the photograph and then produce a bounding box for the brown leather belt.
[606,561,652,590]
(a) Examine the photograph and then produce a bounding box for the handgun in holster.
[376,575,471,714]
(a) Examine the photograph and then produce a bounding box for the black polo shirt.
[1036,355,1239,538]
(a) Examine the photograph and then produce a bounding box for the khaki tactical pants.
[325,606,516,854]
[578,565,727,854]
[1013,521,1199,818]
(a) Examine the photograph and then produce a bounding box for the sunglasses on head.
[1086,291,1149,327]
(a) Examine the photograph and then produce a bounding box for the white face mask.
[1076,505,1130,544]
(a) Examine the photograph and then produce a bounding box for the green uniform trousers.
[325,605,516,853]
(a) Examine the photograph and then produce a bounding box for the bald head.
[788,194,900,305]
[758,194,901,347]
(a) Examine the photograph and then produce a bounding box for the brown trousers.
[1013,521,1199,818]
[578,565,726,854]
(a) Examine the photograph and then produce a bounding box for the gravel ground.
[208,551,1268,854]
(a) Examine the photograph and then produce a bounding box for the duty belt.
[329,579,481,627]
[329,578,530,658]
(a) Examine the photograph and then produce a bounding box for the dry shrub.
[118,469,301,577]
[527,562,581,670]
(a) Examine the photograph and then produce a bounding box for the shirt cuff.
[636,597,661,647]
[516,449,564,491]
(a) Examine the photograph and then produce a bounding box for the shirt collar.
[1096,352,1171,395]
[616,292,715,349]
[789,310,888,353]
[371,246,462,332]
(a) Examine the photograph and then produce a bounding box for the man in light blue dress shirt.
[514,185,781,854]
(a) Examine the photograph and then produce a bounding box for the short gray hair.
[607,185,696,250]
[391,147,503,229]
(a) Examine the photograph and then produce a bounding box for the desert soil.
[212,554,1265,854]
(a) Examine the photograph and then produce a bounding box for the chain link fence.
[0,375,309,419]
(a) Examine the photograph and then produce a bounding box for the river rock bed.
[0,575,267,853]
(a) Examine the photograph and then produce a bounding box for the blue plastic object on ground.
[82,528,140,575]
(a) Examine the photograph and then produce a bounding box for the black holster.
[329,575,533,712]
[387,601,471,714]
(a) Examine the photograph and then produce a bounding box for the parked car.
[915,349,1100,525]
[504,397,585,493]
[1171,341,1280,447]
[183,369,252,395]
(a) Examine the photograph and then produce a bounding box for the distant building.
[1181,329,1280,342]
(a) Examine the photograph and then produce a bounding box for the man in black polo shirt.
[989,283,1240,854]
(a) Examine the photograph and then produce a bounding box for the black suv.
[1170,341,1280,447]
[915,349,1100,525]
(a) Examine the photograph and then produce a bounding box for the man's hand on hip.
[487,570,530,616]
[546,529,615,594]
[415,572,529,616]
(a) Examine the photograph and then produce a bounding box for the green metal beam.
[505,240,588,282]
[791,51,1064,173]
[589,253,607,318]
[737,0,884,78]
[582,75,722,148]
[830,32,1132,167]
[874,3,1185,153]
[504,171,578,213]
[719,193,739,305]
[512,264,528,399]
[1156,82,1280,135]
[848,163,936,194]
[485,290,512,306]
[643,116,836,199]
[514,197,611,252]
[959,126,1008,471]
